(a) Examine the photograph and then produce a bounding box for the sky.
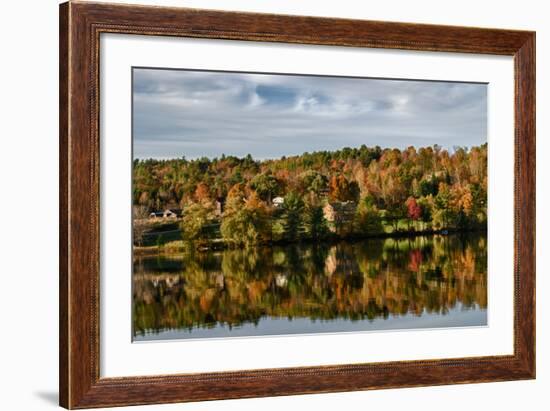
[133,68,487,160]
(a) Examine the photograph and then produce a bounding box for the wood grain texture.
[514,34,536,375]
[59,2,69,407]
[59,1,536,408]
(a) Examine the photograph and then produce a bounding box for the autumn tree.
[304,194,328,240]
[405,197,422,230]
[354,197,383,235]
[380,167,407,231]
[469,182,487,226]
[221,191,271,248]
[194,182,211,203]
[299,170,328,196]
[433,183,455,229]
[249,173,281,202]
[417,196,434,231]
[181,202,215,244]
[419,175,439,197]
[225,183,247,210]
[282,192,305,242]
[329,174,359,202]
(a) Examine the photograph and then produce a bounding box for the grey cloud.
[133,68,487,159]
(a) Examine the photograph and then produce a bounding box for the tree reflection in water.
[133,233,487,339]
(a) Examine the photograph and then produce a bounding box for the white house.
[149,209,182,220]
[272,196,285,207]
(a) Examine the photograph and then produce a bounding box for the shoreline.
[133,227,487,257]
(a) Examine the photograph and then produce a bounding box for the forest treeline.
[133,144,487,248]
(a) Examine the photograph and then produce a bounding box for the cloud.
[133,68,487,159]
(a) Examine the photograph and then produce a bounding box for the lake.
[133,233,487,341]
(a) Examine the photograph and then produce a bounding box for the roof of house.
[149,209,182,217]
[325,201,357,212]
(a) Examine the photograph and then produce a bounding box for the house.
[275,274,288,288]
[149,209,182,220]
[272,196,285,207]
[167,208,182,218]
[163,209,179,219]
[214,198,225,216]
[323,201,357,233]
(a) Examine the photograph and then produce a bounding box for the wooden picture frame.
[59,1,535,408]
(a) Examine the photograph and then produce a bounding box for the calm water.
[133,233,487,341]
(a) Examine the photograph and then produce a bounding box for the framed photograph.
[59,2,535,408]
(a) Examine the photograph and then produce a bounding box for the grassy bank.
[133,225,486,256]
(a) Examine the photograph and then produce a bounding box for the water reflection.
[133,233,487,340]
